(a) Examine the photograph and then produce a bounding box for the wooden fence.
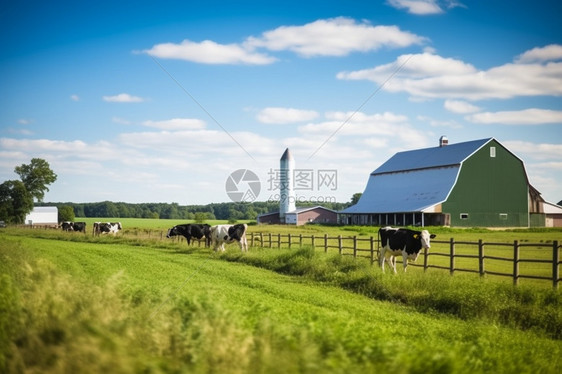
[158,231,561,288]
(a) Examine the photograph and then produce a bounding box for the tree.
[14,158,57,202]
[0,180,34,224]
[350,193,362,205]
[194,212,207,223]
[58,205,75,222]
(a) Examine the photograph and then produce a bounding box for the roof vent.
[439,136,448,147]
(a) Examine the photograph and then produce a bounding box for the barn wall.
[546,214,562,228]
[530,213,546,227]
[443,140,529,227]
[297,209,337,225]
[257,213,281,225]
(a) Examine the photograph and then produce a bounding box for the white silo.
[279,148,296,223]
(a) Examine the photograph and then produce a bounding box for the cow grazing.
[72,222,87,233]
[61,221,86,233]
[61,221,73,231]
[209,224,248,252]
[93,222,122,236]
[166,224,211,246]
[378,227,436,273]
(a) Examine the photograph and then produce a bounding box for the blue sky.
[1,0,561,205]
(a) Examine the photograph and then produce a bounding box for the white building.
[25,206,58,227]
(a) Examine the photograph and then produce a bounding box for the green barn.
[340,137,549,227]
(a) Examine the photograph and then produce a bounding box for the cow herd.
[59,221,436,272]
[59,221,123,235]
[166,223,248,252]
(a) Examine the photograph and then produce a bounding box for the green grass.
[1,230,561,373]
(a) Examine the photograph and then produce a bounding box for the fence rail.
[249,233,561,288]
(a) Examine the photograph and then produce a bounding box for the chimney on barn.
[279,148,296,223]
[439,135,449,147]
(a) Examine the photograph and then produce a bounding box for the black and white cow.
[93,222,122,236]
[72,222,87,233]
[61,221,74,231]
[61,221,86,233]
[166,224,211,246]
[209,224,248,252]
[379,226,436,273]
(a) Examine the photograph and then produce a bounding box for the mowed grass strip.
[1,234,560,373]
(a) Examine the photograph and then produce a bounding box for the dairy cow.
[166,224,211,246]
[209,224,248,252]
[93,222,122,236]
[61,221,87,233]
[379,226,436,273]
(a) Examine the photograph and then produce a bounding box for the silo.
[279,148,296,223]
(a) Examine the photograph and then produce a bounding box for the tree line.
[1,158,356,223]
[37,200,352,221]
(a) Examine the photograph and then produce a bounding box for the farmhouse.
[24,206,58,227]
[340,137,559,228]
[258,206,337,226]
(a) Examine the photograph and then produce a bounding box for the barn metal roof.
[341,166,460,213]
[341,138,495,214]
[373,138,492,175]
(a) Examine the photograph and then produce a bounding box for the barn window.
[460,213,469,220]
[499,213,508,220]
[490,146,496,158]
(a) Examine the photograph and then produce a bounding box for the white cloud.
[503,141,562,161]
[298,111,424,149]
[17,119,32,125]
[337,48,562,100]
[387,0,443,15]
[144,18,425,65]
[246,17,426,57]
[256,107,319,124]
[102,93,145,103]
[444,100,480,114]
[466,108,562,125]
[516,44,562,63]
[338,53,476,81]
[142,118,207,130]
[143,39,276,65]
[417,115,462,129]
[387,0,465,15]
[70,94,80,101]
[112,117,132,125]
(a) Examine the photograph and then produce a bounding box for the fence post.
[423,247,428,272]
[449,238,455,275]
[311,234,315,248]
[277,234,281,248]
[299,234,303,247]
[553,240,559,289]
[288,233,292,249]
[370,236,374,265]
[513,240,519,286]
[338,235,342,255]
[478,239,485,277]
[268,233,272,248]
[353,236,357,258]
[324,234,328,253]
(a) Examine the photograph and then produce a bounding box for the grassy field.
[1,223,561,373]
[40,219,562,288]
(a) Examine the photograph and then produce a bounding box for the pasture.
[1,221,561,373]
